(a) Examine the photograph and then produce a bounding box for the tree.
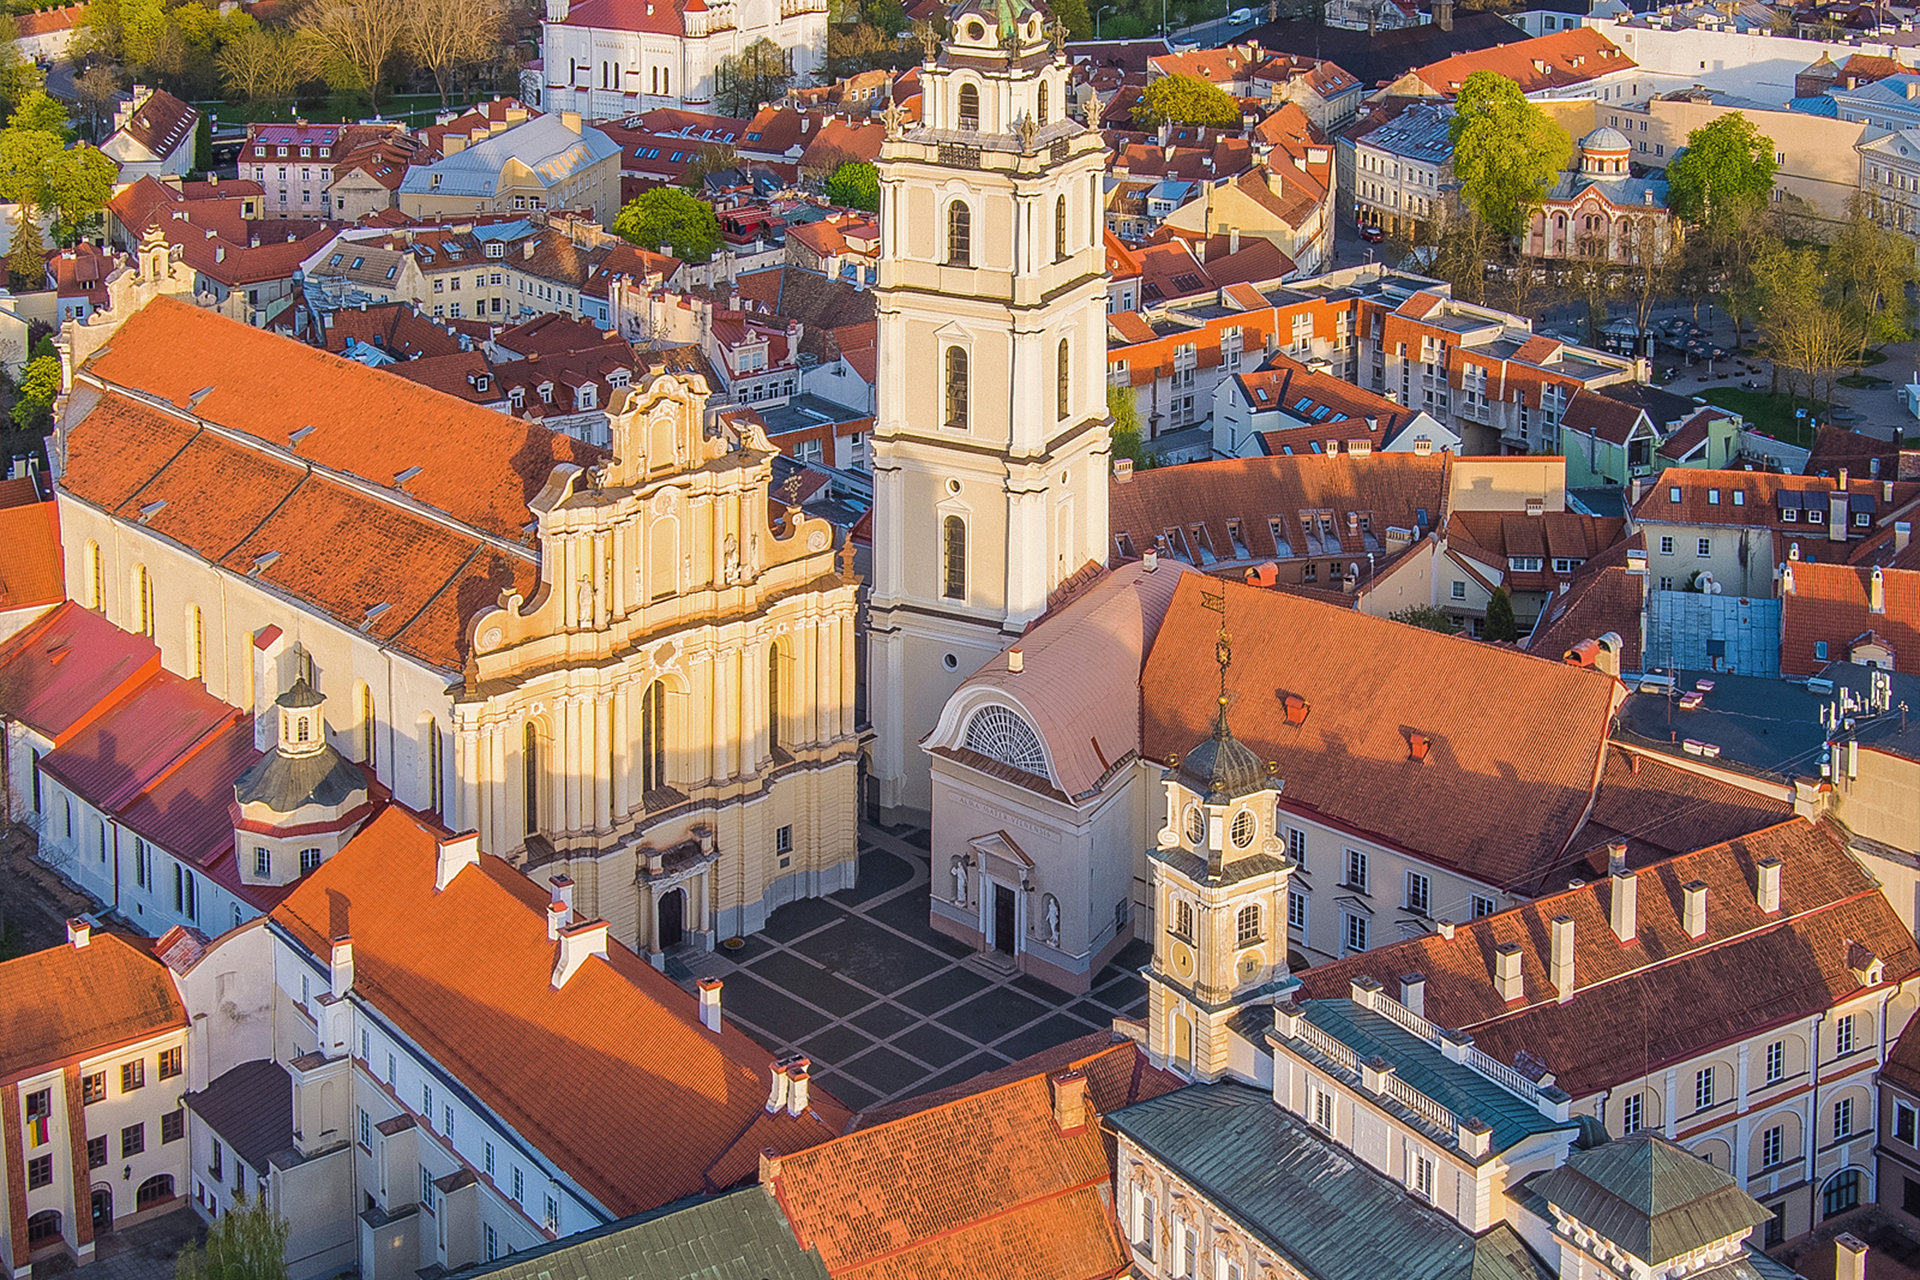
[613,188,722,264]
[10,91,71,140]
[1619,213,1676,343]
[1418,201,1497,304]
[1562,224,1616,343]
[74,64,123,140]
[404,0,507,108]
[46,144,118,242]
[294,0,410,110]
[11,353,58,435]
[1753,239,1858,408]
[1665,113,1778,235]
[1053,0,1092,38]
[174,1194,289,1280]
[824,160,878,211]
[1482,586,1519,642]
[1108,384,1155,469]
[217,27,317,103]
[1134,74,1240,129]
[713,38,791,117]
[1827,195,1919,362]
[1389,605,1459,633]
[0,35,44,124]
[681,144,739,193]
[1447,71,1571,240]
[4,212,43,291]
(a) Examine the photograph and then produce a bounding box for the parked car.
[1359,224,1384,243]
[1229,7,1258,22]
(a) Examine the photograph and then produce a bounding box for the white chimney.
[1400,972,1426,1017]
[786,1059,812,1116]
[1550,915,1574,1002]
[1836,1233,1869,1280]
[1114,457,1134,482]
[1143,548,1159,572]
[330,936,354,998]
[1781,561,1796,595]
[549,874,575,919]
[1007,647,1024,674]
[1872,566,1886,614]
[551,920,609,988]
[765,1062,790,1112]
[1682,880,1708,939]
[1494,943,1524,1002]
[66,917,91,948]
[1608,843,1637,943]
[435,832,480,890]
[1897,521,1912,553]
[1757,857,1782,914]
[547,901,567,941]
[698,977,723,1034]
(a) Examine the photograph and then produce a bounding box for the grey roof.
[1548,173,1669,207]
[1615,663,1920,771]
[183,1059,294,1172]
[1176,710,1272,805]
[1294,1000,1574,1152]
[1108,1084,1554,1280]
[399,116,620,200]
[278,677,325,709]
[441,1187,830,1280]
[1521,1133,1770,1265]
[1356,102,1457,166]
[233,740,365,812]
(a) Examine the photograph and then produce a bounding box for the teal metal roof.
[441,1188,829,1280]
[1109,1084,1554,1280]
[1523,1133,1770,1265]
[1300,1000,1573,1152]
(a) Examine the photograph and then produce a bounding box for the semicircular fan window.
[963,705,1049,779]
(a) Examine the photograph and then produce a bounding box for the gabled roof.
[39,669,239,816]
[1142,575,1624,889]
[0,931,188,1081]
[1631,467,1920,530]
[1524,536,1644,671]
[848,1032,1183,1131]
[1296,818,1918,1097]
[0,602,161,744]
[1561,389,1650,445]
[1523,1134,1769,1264]
[0,494,62,613]
[110,87,197,161]
[272,808,848,1214]
[1780,559,1920,676]
[765,1065,1129,1280]
[1405,27,1634,96]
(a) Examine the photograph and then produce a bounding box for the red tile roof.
[112,87,197,161]
[0,603,161,744]
[79,298,596,543]
[13,5,82,37]
[0,930,187,1082]
[1297,818,1918,1098]
[1561,389,1648,446]
[1781,560,1920,675]
[1407,27,1634,96]
[766,1064,1130,1280]
[1631,466,1920,532]
[1524,539,1646,673]
[849,1033,1183,1131]
[271,808,849,1215]
[1142,575,1625,889]
[1570,746,1793,872]
[0,496,62,612]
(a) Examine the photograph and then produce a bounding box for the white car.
[1229,6,1257,22]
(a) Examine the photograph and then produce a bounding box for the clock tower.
[1145,620,1296,1081]
[867,0,1112,821]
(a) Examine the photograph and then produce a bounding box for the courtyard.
[673,820,1151,1112]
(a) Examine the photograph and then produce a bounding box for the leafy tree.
[45,145,117,243]
[1134,74,1240,129]
[1664,113,1777,235]
[193,109,211,174]
[1482,586,1519,642]
[11,353,57,435]
[681,144,739,193]
[1108,384,1155,469]
[1053,0,1092,38]
[73,63,123,140]
[1417,201,1496,304]
[174,1193,290,1280]
[8,90,67,139]
[713,38,791,117]
[217,27,318,103]
[404,0,507,108]
[1827,194,1919,360]
[823,160,878,211]
[4,211,42,291]
[613,188,722,264]
[1753,238,1856,409]
[1389,605,1459,633]
[0,34,44,124]
[1447,71,1571,240]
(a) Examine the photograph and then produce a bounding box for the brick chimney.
[1682,881,1708,939]
[330,936,354,998]
[698,977,723,1034]
[550,920,609,988]
[1050,1069,1090,1132]
[1756,857,1781,914]
[434,832,480,890]
[1550,915,1574,1002]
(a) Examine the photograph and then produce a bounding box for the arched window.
[1237,905,1261,946]
[1055,195,1068,262]
[523,721,541,835]
[83,540,102,610]
[185,605,204,680]
[357,683,376,767]
[963,704,1048,776]
[26,1210,60,1246]
[767,646,783,749]
[1823,1169,1863,1219]
[134,564,154,638]
[1174,899,1195,940]
[942,516,967,601]
[947,201,972,266]
[640,680,666,795]
[957,82,980,130]
[1037,80,1049,126]
[134,1175,173,1211]
[427,718,444,812]
[1056,337,1071,420]
[944,346,969,427]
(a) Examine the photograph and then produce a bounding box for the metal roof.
[1520,1133,1771,1265]
[399,115,620,200]
[1108,1083,1555,1280]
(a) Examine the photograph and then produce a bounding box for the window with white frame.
[1765,1040,1785,1083]
[1896,1099,1918,1146]
[1343,911,1368,954]
[1311,1081,1334,1131]
[1834,1096,1855,1140]
[1620,1092,1643,1134]
[1344,848,1369,891]
[1761,1124,1783,1168]
[1288,890,1307,932]
[1405,871,1430,917]
[1285,825,1306,865]
[1129,1184,1156,1257]
[1695,1066,1716,1112]
[1836,1014,1856,1056]
[1409,1148,1436,1202]
[1471,894,1497,919]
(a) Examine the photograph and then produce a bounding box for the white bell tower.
[868,0,1112,821]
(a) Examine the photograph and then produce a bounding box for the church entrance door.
[658,887,685,951]
[994,884,1016,956]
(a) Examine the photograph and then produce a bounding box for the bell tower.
[867,0,1112,821]
[1145,611,1296,1081]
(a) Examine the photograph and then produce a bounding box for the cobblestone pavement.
[35,1207,205,1280]
[673,820,1149,1112]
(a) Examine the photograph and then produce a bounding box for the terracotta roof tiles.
[0,496,62,612]
[1781,559,1920,675]
[0,930,187,1081]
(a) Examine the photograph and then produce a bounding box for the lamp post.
[1097,4,1112,36]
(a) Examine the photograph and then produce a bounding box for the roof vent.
[1407,731,1430,761]
[188,384,216,406]
[249,551,282,577]
[360,602,391,631]
[138,499,167,523]
[394,466,423,488]
[1282,693,1309,725]
[289,425,317,446]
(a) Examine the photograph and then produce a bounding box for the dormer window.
[475,374,490,393]
[577,384,596,410]
[300,146,310,157]
[486,242,504,258]
[538,383,554,404]
[510,387,525,409]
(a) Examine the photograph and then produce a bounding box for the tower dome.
[1176,703,1270,804]
[1579,127,1632,177]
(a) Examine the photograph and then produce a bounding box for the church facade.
[51,290,859,961]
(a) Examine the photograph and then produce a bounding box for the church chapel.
[51,284,860,958]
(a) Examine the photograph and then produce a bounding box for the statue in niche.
[723,534,741,585]
[1044,895,1060,946]
[577,578,594,622]
[951,857,967,905]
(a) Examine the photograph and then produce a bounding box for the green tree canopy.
[1664,112,1777,234]
[10,91,70,139]
[1108,384,1155,469]
[1447,71,1571,240]
[824,160,879,211]
[613,188,722,264]
[175,1194,290,1280]
[713,37,791,117]
[1389,605,1460,633]
[1134,74,1240,129]
[1482,586,1519,642]
[5,211,43,291]
[1053,0,1092,39]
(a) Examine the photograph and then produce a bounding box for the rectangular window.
[1311,1082,1334,1131]
[210,1140,223,1180]
[1451,580,1466,600]
[1660,536,1675,556]
[82,1071,106,1105]
[1762,1124,1783,1168]
[1697,537,1712,557]
[1766,1040,1785,1083]
[1621,1092,1643,1134]
[254,847,271,878]
[162,1109,184,1144]
[1897,1100,1918,1146]
[485,1225,498,1262]
[1695,1067,1716,1111]
[122,1060,146,1093]
[122,1122,145,1157]
[423,1084,433,1121]
[1471,894,1497,919]
[27,1154,52,1189]
[1410,1151,1436,1201]
[1404,871,1430,917]
[421,1165,434,1213]
[1343,911,1369,954]
[87,1135,107,1168]
[544,1195,559,1232]
[1288,890,1307,932]
[443,1106,453,1140]
[1285,826,1306,865]
[512,1167,524,1202]
[1837,1014,1856,1056]
[359,1108,371,1147]
[159,1047,181,1080]
[1816,641,1829,661]
[361,1029,370,1061]
[1835,1096,1855,1139]
[1344,849,1369,892]
[484,1142,496,1177]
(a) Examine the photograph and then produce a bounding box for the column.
[594,693,613,831]
[561,531,579,630]
[456,725,481,837]
[840,611,857,739]
[591,532,608,631]
[612,520,628,619]
[739,644,761,772]
[486,724,506,853]
[712,650,734,781]
[815,617,832,745]
[611,686,631,819]
[564,696,585,834]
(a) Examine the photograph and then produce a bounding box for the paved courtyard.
[674,821,1149,1112]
